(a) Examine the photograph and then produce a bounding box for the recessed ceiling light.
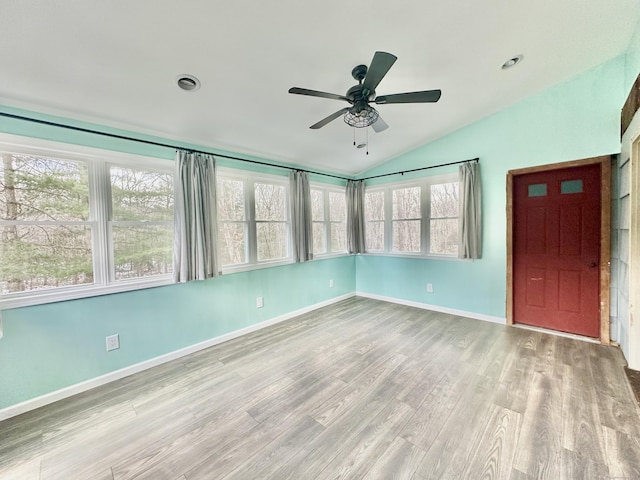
[501,55,523,70]
[177,74,201,91]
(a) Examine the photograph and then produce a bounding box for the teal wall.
[356,55,628,318]
[625,17,640,92]
[0,257,355,409]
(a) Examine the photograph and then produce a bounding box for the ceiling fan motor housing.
[351,64,368,82]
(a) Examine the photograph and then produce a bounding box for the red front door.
[513,164,601,337]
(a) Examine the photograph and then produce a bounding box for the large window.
[217,169,290,270]
[0,138,174,308]
[310,184,347,255]
[364,174,459,257]
[109,165,173,280]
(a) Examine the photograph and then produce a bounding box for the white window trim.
[364,173,461,260]
[0,133,174,310]
[217,167,293,274]
[310,182,348,258]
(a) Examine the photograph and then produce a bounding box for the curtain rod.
[358,157,479,181]
[0,111,478,182]
[0,111,350,181]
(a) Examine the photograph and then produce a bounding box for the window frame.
[309,182,348,258]
[217,167,292,274]
[364,173,462,259]
[0,134,175,310]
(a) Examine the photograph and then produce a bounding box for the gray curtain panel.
[290,170,313,262]
[346,180,366,254]
[173,151,220,282]
[459,161,482,259]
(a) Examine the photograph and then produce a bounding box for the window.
[364,174,459,257]
[109,165,173,280]
[429,182,459,255]
[364,190,384,251]
[1,153,93,293]
[255,182,287,261]
[217,169,290,270]
[217,177,247,266]
[0,137,174,308]
[392,187,421,253]
[310,184,347,255]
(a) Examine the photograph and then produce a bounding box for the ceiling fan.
[288,51,441,132]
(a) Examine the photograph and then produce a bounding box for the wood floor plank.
[360,436,426,480]
[39,407,198,480]
[313,400,415,480]
[602,425,640,479]
[512,372,564,480]
[413,373,501,479]
[458,405,522,480]
[268,377,404,480]
[398,360,475,451]
[2,297,640,479]
[110,411,258,480]
[0,457,41,480]
[219,415,324,480]
[559,363,608,471]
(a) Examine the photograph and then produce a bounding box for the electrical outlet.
[329,279,334,288]
[427,283,433,293]
[256,296,264,308]
[106,334,120,351]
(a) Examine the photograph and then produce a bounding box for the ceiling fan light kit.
[289,51,441,133]
[344,105,379,128]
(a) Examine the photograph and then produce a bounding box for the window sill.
[359,252,469,262]
[220,258,295,275]
[311,252,349,260]
[0,275,174,311]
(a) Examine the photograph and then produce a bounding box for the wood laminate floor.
[1,297,640,479]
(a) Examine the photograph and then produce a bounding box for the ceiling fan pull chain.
[366,128,369,155]
[353,126,356,146]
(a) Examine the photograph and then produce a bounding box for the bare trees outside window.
[311,189,326,254]
[364,191,384,251]
[430,182,459,255]
[310,185,347,256]
[329,191,347,252]
[255,183,287,261]
[109,165,173,280]
[217,171,291,269]
[364,175,459,256]
[0,146,174,302]
[217,178,247,266]
[392,187,421,253]
[1,153,92,293]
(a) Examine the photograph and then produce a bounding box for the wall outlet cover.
[106,334,120,351]
[256,297,264,308]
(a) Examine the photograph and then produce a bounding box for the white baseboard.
[0,293,355,421]
[356,291,506,325]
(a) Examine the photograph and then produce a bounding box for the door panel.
[513,164,601,337]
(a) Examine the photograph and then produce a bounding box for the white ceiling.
[1,1,639,176]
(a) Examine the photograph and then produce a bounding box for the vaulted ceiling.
[1,1,639,175]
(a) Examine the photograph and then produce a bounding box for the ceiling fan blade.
[375,89,442,104]
[362,52,397,95]
[289,87,350,102]
[371,116,388,133]
[310,107,350,129]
